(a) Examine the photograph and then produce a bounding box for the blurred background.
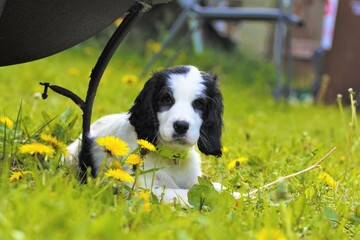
[1,0,359,107]
[122,0,359,104]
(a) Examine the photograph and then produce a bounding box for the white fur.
[157,66,205,147]
[66,113,201,188]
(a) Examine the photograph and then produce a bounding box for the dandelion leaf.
[188,178,219,209]
[218,191,236,209]
[197,176,214,188]
[323,207,339,223]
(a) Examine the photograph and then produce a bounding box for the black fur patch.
[197,72,223,157]
[156,86,174,112]
[79,135,97,180]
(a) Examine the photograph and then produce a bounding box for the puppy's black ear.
[129,74,165,145]
[198,73,223,157]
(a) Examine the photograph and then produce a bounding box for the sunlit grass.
[0,39,359,239]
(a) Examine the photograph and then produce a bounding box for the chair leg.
[79,3,144,179]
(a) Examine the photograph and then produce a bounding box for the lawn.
[0,37,359,239]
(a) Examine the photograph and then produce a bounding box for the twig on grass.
[247,146,337,197]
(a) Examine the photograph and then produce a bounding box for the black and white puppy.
[66,65,231,205]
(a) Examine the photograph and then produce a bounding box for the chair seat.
[0,0,170,66]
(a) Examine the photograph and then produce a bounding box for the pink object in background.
[321,0,339,50]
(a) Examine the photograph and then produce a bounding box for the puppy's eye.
[193,98,206,110]
[159,93,173,105]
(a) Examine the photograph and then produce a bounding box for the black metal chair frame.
[40,3,145,180]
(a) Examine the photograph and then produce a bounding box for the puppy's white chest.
[143,150,202,189]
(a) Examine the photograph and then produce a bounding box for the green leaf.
[188,184,219,210]
[60,107,75,122]
[323,207,339,223]
[218,191,236,209]
[304,186,315,199]
[67,115,78,130]
[150,192,159,204]
[138,167,164,175]
[197,176,214,189]
[41,111,52,123]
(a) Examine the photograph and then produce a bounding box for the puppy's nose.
[173,121,189,134]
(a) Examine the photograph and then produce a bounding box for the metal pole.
[284,0,294,98]
[273,0,285,99]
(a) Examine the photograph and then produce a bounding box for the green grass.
[0,40,359,239]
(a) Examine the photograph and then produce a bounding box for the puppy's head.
[129,65,223,157]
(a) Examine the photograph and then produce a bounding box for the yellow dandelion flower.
[0,116,13,129]
[9,172,22,182]
[20,142,55,157]
[222,146,229,154]
[96,136,130,158]
[40,133,68,155]
[137,139,156,152]
[125,154,142,166]
[114,18,123,27]
[256,228,286,240]
[142,202,151,212]
[227,157,247,171]
[109,160,122,169]
[138,189,150,202]
[339,156,346,162]
[68,67,80,77]
[9,171,34,182]
[105,169,134,183]
[136,189,151,212]
[121,74,138,85]
[146,39,162,53]
[227,160,239,171]
[318,172,337,188]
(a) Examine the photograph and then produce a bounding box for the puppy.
[66,65,227,205]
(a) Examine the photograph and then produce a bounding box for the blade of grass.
[10,101,23,156]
